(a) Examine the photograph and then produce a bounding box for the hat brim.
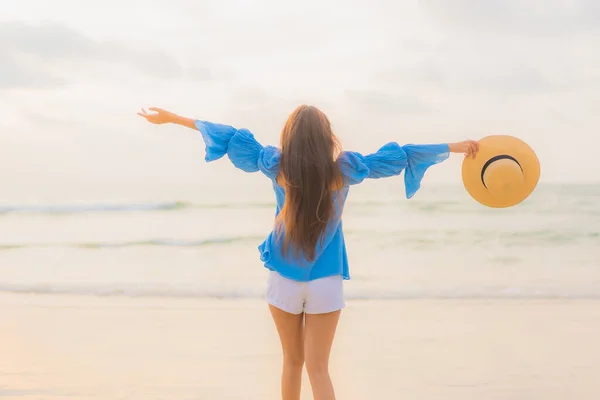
[462,135,540,208]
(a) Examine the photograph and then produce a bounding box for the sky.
[0,0,599,202]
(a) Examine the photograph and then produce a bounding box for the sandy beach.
[2,294,599,399]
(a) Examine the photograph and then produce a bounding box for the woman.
[138,105,478,400]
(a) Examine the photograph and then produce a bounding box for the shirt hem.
[264,265,349,282]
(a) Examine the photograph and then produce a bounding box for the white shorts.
[266,271,345,315]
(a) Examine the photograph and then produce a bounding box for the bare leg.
[269,304,305,400]
[304,310,341,400]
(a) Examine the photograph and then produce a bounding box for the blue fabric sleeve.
[257,145,281,180]
[338,142,450,198]
[194,120,280,179]
[402,144,450,199]
[338,142,408,185]
[194,120,236,162]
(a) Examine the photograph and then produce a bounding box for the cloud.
[342,89,435,115]
[376,61,572,96]
[460,65,569,93]
[421,0,600,36]
[217,87,435,128]
[371,16,591,97]
[185,65,214,81]
[0,56,68,90]
[0,21,187,90]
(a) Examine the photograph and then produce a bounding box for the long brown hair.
[275,105,343,261]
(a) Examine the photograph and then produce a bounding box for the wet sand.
[1,294,599,399]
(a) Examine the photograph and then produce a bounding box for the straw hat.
[462,135,540,208]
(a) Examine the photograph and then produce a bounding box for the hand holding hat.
[449,140,480,160]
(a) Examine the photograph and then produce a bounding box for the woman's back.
[190,106,451,281]
[274,105,344,262]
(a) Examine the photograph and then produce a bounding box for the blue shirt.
[194,120,450,282]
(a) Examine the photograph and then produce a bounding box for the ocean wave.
[0,201,275,215]
[344,229,600,245]
[1,230,597,251]
[1,283,600,300]
[0,200,403,215]
[1,197,599,216]
[0,236,265,250]
[0,202,184,214]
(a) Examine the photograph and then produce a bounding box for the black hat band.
[481,155,523,189]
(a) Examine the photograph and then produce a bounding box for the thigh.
[269,304,305,361]
[304,310,341,369]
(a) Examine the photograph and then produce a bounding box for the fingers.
[469,140,478,159]
[460,140,479,159]
[138,108,162,115]
[462,141,478,159]
[137,108,157,122]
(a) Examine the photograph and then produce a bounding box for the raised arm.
[338,139,478,198]
[137,108,280,179]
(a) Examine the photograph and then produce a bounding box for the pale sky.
[1,0,599,202]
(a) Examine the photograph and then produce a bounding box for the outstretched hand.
[137,107,174,125]
[449,140,479,159]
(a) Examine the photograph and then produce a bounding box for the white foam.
[1,283,599,300]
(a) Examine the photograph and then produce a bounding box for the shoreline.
[3,291,600,305]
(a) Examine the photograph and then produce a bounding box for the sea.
[1,181,599,301]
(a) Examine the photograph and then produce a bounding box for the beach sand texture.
[2,295,600,399]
